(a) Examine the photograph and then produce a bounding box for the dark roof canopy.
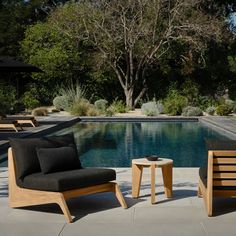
[0,57,42,73]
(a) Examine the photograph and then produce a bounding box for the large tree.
[48,0,225,108]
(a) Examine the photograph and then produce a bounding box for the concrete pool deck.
[1,167,236,236]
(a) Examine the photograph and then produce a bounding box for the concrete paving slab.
[134,206,207,222]
[202,222,236,236]
[0,222,64,236]
[1,167,236,236]
[61,222,206,236]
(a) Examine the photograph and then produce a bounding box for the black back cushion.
[206,140,236,150]
[9,134,82,179]
[36,146,81,174]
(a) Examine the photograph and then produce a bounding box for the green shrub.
[206,106,215,115]
[141,102,159,116]
[94,99,108,112]
[182,106,203,116]
[233,104,236,114]
[110,100,127,113]
[53,96,69,111]
[181,79,199,106]
[196,96,218,110]
[157,101,164,114]
[70,99,99,116]
[105,107,115,116]
[164,89,188,115]
[216,104,232,116]
[224,99,235,110]
[21,91,40,110]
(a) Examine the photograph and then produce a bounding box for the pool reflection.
[54,122,230,167]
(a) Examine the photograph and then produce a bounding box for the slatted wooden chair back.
[208,150,236,197]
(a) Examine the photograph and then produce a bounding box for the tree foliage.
[21,19,90,103]
[47,0,226,108]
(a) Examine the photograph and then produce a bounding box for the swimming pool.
[52,121,231,167]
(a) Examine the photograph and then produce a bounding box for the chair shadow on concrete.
[210,198,236,216]
[0,185,8,198]
[18,193,144,222]
[0,172,8,198]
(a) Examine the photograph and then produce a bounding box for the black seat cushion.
[36,146,81,174]
[20,168,116,192]
[9,134,82,180]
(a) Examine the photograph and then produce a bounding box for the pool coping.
[199,117,236,139]
[80,116,236,138]
[79,116,199,122]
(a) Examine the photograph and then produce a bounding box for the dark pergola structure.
[0,57,42,73]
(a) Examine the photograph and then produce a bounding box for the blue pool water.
[53,121,230,167]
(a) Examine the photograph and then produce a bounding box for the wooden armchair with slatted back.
[198,150,236,216]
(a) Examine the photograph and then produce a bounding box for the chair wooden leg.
[56,194,73,223]
[30,120,36,127]
[13,126,19,132]
[113,183,127,209]
[206,191,213,216]
[151,164,156,204]
[34,119,39,127]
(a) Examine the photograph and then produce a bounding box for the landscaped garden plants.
[0,0,236,115]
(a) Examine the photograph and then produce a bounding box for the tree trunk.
[125,87,134,109]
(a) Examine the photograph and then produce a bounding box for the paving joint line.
[132,207,136,223]
[200,221,209,236]
[58,223,67,236]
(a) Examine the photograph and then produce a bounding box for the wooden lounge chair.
[8,134,127,223]
[198,150,236,216]
[0,119,23,132]
[0,112,38,127]
[5,116,38,127]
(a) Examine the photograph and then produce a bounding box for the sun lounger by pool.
[0,113,38,127]
[5,116,38,127]
[0,120,23,132]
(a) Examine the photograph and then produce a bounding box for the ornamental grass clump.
[70,99,99,116]
[31,107,48,116]
[205,106,215,115]
[54,83,86,112]
[182,106,203,116]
